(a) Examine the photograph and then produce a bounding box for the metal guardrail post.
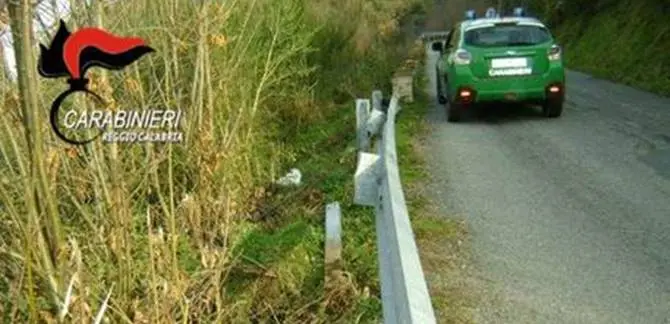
[325,202,342,267]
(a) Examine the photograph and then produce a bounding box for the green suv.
[432,8,565,122]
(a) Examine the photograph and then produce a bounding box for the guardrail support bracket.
[356,99,371,152]
[354,152,380,206]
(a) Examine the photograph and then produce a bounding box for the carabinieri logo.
[38,19,155,145]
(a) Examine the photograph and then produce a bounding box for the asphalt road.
[423,46,670,323]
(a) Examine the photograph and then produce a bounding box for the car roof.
[460,16,546,31]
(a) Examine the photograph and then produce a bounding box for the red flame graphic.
[63,28,148,79]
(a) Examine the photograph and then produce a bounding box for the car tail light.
[548,44,561,61]
[546,83,563,98]
[454,49,472,65]
[457,86,475,103]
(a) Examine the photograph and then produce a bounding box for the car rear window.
[464,25,551,47]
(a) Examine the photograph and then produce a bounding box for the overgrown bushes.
[0,0,426,322]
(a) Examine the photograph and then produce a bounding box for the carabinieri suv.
[432,7,566,122]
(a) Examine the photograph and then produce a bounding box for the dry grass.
[0,0,429,322]
[413,207,477,324]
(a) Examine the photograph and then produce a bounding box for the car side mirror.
[431,42,443,52]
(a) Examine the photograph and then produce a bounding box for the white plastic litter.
[276,168,302,186]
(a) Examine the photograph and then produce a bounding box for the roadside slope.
[531,0,670,95]
[0,0,435,322]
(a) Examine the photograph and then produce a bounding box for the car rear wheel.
[447,101,463,122]
[542,99,563,118]
[436,68,447,104]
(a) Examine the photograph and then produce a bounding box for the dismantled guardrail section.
[352,90,436,323]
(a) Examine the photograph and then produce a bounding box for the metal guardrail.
[352,90,436,324]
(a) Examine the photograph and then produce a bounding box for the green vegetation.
[519,0,670,95]
[0,0,436,322]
